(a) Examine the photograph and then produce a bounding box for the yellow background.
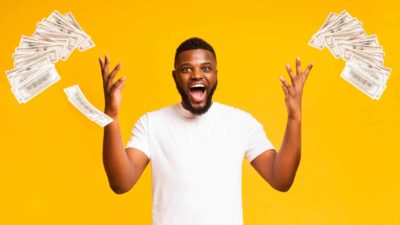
[1,0,399,224]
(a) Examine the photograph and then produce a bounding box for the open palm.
[280,57,314,120]
[99,55,126,118]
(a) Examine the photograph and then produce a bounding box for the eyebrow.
[179,62,213,67]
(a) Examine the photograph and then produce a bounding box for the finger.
[99,57,104,70]
[109,63,122,78]
[280,75,290,89]
[117,79,126,91]
[285,64,295,85]
[103,54,110,80]
[107,63,122,91]
[110,76,126,94]
[296,57,301,76]
[281,85,289,95]
[106,73,116,92]
[281,77,295,96]
[303,62,314,81]
[99,57,105,81]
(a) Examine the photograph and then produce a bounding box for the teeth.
[191,84,205,88]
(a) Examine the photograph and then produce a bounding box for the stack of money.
[309,10,391,100]
[6,10,95,103]
[64,85,113,127]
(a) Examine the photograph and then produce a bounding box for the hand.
[280,57,313,120]
[99,55,126,118]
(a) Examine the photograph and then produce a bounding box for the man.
[100,37,313,225]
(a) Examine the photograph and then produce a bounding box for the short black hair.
[174,37,216,67]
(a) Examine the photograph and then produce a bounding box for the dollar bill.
[47,10,95,51]
[309,10,391,100]
[64,85,113,127]
[325,27,365,58]
[9,66,47,88]
[313,11,358,44]
[340,63,382,99]
[6,55,52,84]
[12,64,60,103]
[6,10,95,104]
[308,12,338,49]
[342,34,379,46]
[37,21,88,45]
[63,12,95,51]
[14,49,59,66]
[350,54,391,76]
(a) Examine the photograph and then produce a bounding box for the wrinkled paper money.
[64,85,113,127]
[309,10,391,100]
[6,10,95,103]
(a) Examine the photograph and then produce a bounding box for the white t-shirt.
[126,102,275,225]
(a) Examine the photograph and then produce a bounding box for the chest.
[148,118,246,182]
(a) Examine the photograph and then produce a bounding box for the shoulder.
[147,104,176,115]
[129,104,178,130]
[214,102,260,125]
[138,103,179,122]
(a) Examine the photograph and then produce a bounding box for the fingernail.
[296,56,300,61]
[286,64,290,68]
[122,76,126,81]
[279,76,285,81]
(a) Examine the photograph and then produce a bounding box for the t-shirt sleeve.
[126,113,151,160]
[244,115,275,163]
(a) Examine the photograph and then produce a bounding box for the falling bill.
[64,85,113,127]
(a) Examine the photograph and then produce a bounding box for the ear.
[172,70,177,81]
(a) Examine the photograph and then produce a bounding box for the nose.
[191,68,203,80]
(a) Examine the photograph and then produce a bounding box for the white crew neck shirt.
[126,102,275,225]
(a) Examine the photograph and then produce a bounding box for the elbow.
[275,184,291,192]
[271,181,293,192]
[110,183,133,195]
[106,174,137,194]
[111,187,129,195]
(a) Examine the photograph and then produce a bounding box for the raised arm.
[251,57,313,192]
[100,55,149,194]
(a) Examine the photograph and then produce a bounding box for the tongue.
[190,89,205,102]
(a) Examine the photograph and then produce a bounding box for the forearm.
[269,57,312,191]
[103,117,134,193]
[272,116,302,190]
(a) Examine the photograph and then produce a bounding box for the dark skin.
[172,49,217,113]
[99,51,313,194]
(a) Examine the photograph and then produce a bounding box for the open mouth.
[189,84,207,103]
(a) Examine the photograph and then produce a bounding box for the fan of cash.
[6,10,95,104]
[309,10,391,100]
[6,10,112,127]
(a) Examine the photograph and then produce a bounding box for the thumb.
[111,76,126,94]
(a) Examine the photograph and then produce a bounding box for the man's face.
[173,49,218,115]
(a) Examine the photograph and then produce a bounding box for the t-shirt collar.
[177,101,216,119]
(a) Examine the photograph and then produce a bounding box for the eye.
[202,66,211,72]
[181,66,191,72]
